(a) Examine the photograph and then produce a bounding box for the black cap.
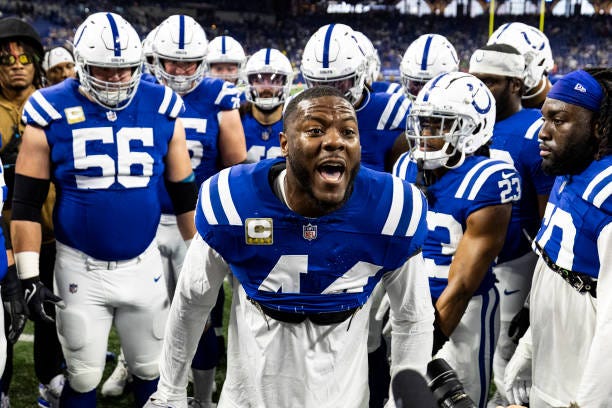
[0,17,44,59]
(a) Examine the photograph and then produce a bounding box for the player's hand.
[504,339,532,406]
[508,306,530,344]
[1,264,29,344]
[22,277,65,324]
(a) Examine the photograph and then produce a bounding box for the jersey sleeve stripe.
[455,160,491,198]
[392,153,410,178]
[524,117,543,140]
[217,168,242,226]
[23,101,48,127]
[387,83,401,94]
[158,86,173,115]
[390,98,410,129]
[200,177,218,225]
[466,163,514,200]
[376,93,402,130]
[32,92,62,120]
[169,94,183,118]
[582,166,612,204]
[405,184,424,236]
[593,182,612,208]
[381,177,404,235]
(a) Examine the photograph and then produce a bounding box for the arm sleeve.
[383,251,434,404]
[575,221,612,406]
[153,233,230,403]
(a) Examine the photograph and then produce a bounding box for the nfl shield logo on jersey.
[303,223,317,241]
[69,283,78,294]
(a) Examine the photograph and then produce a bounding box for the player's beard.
[287,157,360,214]
[542,132,597,176]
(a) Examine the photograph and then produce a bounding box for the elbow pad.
[165,177,198,215]
[11,174,50,222]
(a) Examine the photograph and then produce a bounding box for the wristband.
[15,251,40,280]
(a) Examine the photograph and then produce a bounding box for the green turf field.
[11,280,231,407]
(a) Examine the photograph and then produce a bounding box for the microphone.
[392,368,437,408]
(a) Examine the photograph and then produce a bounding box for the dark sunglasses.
[0,53,34,67]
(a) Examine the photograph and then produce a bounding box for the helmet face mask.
[400,34,459,100]
[153,14,207,95]
[300,24,368,105]
[205,36,246,84]
[406,72,495,170]
[73,12,142,110]
[352,31,380,83]
[244,48,293,110]
[487,22,554,91]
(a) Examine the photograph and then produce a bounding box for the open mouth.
[317,162,345,182]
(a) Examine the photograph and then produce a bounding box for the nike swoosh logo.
[154,275,162,283]
[504,289,520,295]
[501,172,514,179]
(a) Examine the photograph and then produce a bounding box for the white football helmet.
[153,14,207,95]
[73,12,142,110]
[406,72,496,170]
[400,34,459,100]
[204,35,246,84]
[244,48,294,110]
[300,23,368,105]
[142,27,158,75]
[352,31,380,84]
[487,22,554,92]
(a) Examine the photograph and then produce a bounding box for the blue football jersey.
[534,156,612,279]
[357,89,411,172]
[195,158,428,313]
[394,154,521,298]
[159,77,241,214]
[371,81,403,95]
[22,78,183,261]
[242,110,283,163]
[490,109,555,263]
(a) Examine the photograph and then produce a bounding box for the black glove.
[508,306,530,344]
[22,277,65,324]
[1,264,28,344]
[432,322,449,356]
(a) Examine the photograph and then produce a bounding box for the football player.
[145,85,433,407]
[393,71,521,406]
[505,68,612,407]
[152,15,246,407]
[487,22,555,109]
[468,43,555,408]
[388,33,460,167]
[42,46,75,86]
[204,35,247,104]
[300,23,410,173]
[241,48,293,163]
[10,12,197,407]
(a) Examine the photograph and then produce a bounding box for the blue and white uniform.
[371,81,402,95]
[22,77,183,391]
[489,109,555,398]
[394,153,521,407]
[241,110,283,163]
[154,158,434,407]
[527,156,612,406]
[357,89,410,172]
[157,77,240,296]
